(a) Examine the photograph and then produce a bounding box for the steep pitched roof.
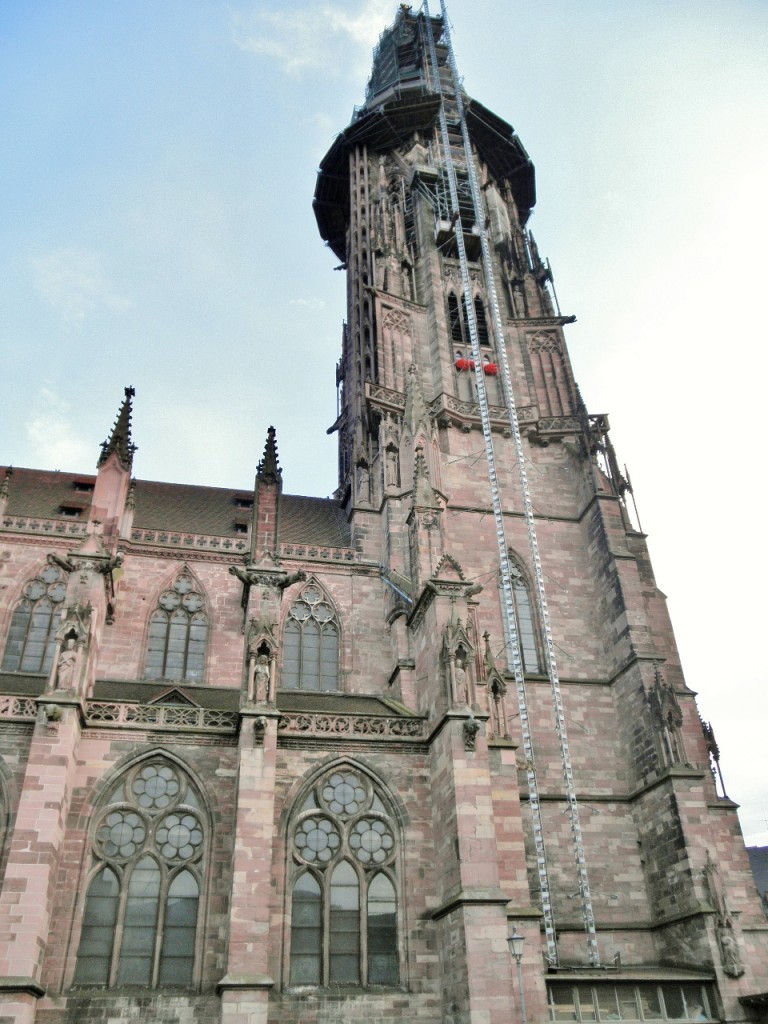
[0,468,96,520]
[1,467,351,548]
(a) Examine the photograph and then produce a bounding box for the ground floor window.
[547,981,716,1022]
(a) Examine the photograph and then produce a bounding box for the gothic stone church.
[0,7,766,1024]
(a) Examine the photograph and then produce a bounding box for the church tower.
[313,2,768,1019]
[0,6,766,1024]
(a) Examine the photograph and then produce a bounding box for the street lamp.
[508,928,527,1024]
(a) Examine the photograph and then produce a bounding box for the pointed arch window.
[1,564,66,674]
[282,583,339,691]
[73,759,206,989]
[501,559,542,675]
[144,572,208,682]
[447,292,491,349]
[288,767,400,988]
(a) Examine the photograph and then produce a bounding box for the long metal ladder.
[422,0,600,967]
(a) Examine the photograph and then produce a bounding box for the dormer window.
[59,505,83,518]
[72,481,95,493]
[233,496,253,510]
[233,523,248,535]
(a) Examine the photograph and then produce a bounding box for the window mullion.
[151,863,169,989]
[297,620,304,685]
[322,869,331,986]
[108,863,130,988]
[160,617,170,678]
[360,870,369,987]
[180,613,191,680]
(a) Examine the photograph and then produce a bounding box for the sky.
[1,1,767,843]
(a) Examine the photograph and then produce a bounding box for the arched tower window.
[474,296,489,345]
[448,292,463,344]
[73,758,207,989]
[144,571,208,682]
[447,292,491,350]
[1,563,67,674]
[288,766,399,988]
[281,582,339,692]
[501,558,542,675]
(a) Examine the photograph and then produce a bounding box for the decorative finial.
[98,387,137,471]
[257,425,282,483]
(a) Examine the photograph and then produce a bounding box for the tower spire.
[98,386,137,470]
[257,426,282,484]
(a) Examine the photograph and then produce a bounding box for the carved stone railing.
[85,701,238,732]
[365,382,407,413]
[277,712,426,740]
[278,544,357,562]
[0,696,38,721]
[130,529,249,554]
[431,395,538,426]
[538,416,580,434]
[1,517,87,538]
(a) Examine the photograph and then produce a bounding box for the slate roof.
[1,467,351,549]
[93,679,241,710]
[276,691,417,716]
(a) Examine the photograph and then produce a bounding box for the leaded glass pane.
[320,624,339,691]
[159,871,198,988]
[117,857,160,986]
[681,985,708,1021]
[302,620,320,690]
[513,579,540,673]
[290,873,322,985]
[367,873,397,984]
[329,861,360,983]
[74,867,119,986]
[638,984,663,1020]
[19,597,54,672]
[1,601,32,670]
[576,985,597,1021]
[595,985,620,1020]
[550,984,578,1021]
[661,986,686,1020]
[145,611,169,679]
[617,984,640,1020]
[282,620,301,689]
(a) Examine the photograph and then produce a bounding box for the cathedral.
[0,6,766,1024]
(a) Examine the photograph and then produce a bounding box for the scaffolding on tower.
[421,0,601,968]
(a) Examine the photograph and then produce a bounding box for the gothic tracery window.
[144,572,208,682]
[289,766,399,988]
[501,558,542,675]
[1,563,66,674]
[73,759,206,989]
[281,582,339,691]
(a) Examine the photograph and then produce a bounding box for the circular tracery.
[96,809,146,859]
[322,771,367,816]
[349,818,394,865]
[156,812,204,861]
[132,763,181,810]
[295,816,341,863]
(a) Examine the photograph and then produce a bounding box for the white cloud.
[30,247,131,332]
[25,388,93,469]
[230,0,391,79]
[290,297,325,310]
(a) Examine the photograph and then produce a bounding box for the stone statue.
[254,654,270,703]
[56,638,77,689]
[718,923,744,978]
[454,656,469,705]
